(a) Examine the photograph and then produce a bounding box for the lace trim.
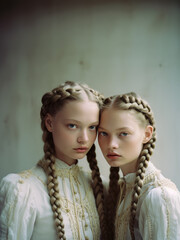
[55,165,80,179]
[60,194,100,239]
[17,168,100,239]
[115,169,179,239]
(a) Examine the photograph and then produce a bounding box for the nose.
[109,136,119,149]
[77,130,89,143]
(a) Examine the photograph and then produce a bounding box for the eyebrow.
[98,126,132,131]
[98,126,106,130]
[65,119,99,125]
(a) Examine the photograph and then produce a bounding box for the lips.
[74,147,88,153]
[107,152,121,159]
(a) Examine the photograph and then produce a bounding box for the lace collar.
[55,159,80,179]
[120,162,158,185]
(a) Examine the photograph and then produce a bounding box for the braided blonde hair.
[38,81,107,239]
[102,92,156,240]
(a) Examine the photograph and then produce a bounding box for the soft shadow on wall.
[0,0,180,188]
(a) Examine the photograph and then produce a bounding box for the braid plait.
[38,153,66,239]
[102,92,156,240]
[38,82,85,240]
[88,88,104,107]
[38,81,105,239]
[107,167,120,239]
[87,144,108,240]
[119,93,156,240]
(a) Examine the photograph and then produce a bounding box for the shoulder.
[141,183,180,218]
[142,164,180,206]
[145,185,179,201]
[139,178,180,239]
[0,173,34,214]
[0,166,46,202]
[0,173,24,193]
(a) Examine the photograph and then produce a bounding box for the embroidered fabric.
[0,160,100,240]
[115,162,180,240]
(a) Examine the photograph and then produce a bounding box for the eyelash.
[120,132,128,137]
[99,131,108,136]
[67,124,97,130]
[98,132,129,137]
[89,125,97,130]
[67,124,77,129]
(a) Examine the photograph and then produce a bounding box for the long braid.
[38,81,105,239]
[87,144,108,240]
[38,89,68,239]
[100,96,121,239]
[106,167,120,239]
[118,93,156,240]
[102,92,156,240]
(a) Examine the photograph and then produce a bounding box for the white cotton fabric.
[115,162,180,240]
[0,160,100,240]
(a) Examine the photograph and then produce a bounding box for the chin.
[75,153,87,159]
[107,160,120,168]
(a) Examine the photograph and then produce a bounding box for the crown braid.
[38,81,105,239]
[102,92,156,240]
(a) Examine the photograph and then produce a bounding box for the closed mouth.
[74,147,88,152]
[74,147,88,150]
[107,152,121,158]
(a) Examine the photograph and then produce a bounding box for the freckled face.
[45,101,99,165]
[98,108,147,175]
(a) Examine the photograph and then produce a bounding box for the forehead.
[100,108,141,129]
[56,100,99,122]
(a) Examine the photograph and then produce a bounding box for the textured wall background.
[0,0,180,188]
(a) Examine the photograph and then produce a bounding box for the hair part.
[38,81,107,239]
[103,92,156,240]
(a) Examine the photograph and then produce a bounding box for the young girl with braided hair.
[0,81,107,240]
[98,92,180,240]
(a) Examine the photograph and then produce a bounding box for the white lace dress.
[115,162,180,240]
[0,160,100,240]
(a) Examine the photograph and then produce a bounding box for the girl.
[98,92,180,240]
[0,81,107,240]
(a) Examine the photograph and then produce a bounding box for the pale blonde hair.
[102,92,156,240]
[38,81,107,239]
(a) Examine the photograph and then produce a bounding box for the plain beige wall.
[0,0,180,189]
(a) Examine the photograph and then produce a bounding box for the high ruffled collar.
[120,162,158,184]
[117,162,158,205]
[55,159,80,179]
[55,159,78,169]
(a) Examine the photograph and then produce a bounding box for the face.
[45,100,99,165]
[98,108,153,175]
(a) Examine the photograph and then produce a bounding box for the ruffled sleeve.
[0,174,37,240]
[139,186,180,240]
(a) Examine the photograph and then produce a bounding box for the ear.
[45,114,53,132]
[143,125,153,144]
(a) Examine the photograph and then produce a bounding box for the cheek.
[53,129,74,143]
[89,132,97,143]
[98,137,106,151]
[128,140,143,155]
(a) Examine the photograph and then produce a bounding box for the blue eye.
[89,125,97,130]
[68,124,77,129]
[120,132,128,137]
[99,131,108,137]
